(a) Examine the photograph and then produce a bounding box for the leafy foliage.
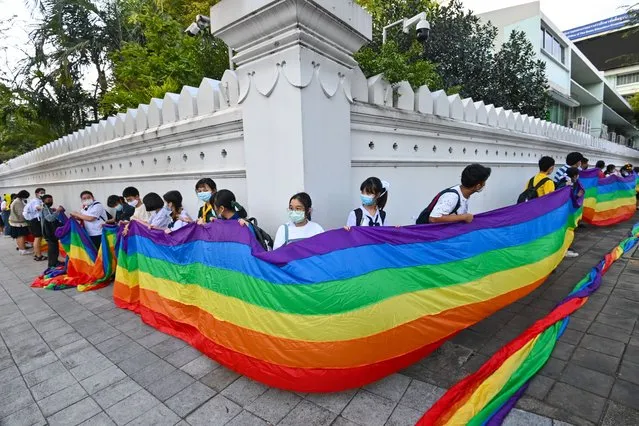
[355,0,548,117]
[489,30,549,117]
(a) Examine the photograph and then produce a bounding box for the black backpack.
[353,208,387,226]
[246,217,274,251]
[517,177,551,204]
[416,188,461,224]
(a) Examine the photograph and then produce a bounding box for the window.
[617,72,639,86]
[541,27,566,65]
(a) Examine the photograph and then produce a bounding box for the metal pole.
[382,19,405,44]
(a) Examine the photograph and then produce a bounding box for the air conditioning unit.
[575,117,591,134]
[609,132,617,143]
[600,124,608,138]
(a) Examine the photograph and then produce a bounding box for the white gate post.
[211,0,372,231]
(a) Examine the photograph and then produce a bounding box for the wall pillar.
[211,0,372,231]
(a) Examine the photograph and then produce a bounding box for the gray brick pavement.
[0,218,637,425]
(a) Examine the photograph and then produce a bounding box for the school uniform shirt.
[82,202,107,237]
[273,221,325,250]
[170,208,192,231]
[346,206,389,227]
[1,200,7,211]
[429,185,469,218]
[148,208,172,229]
[197,203,216,223]
[530,172,555,197]
[551,164,570,185]
[132,203,151,222]
[23,198,43,221]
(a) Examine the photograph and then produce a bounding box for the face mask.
[288,210,306,224]
[37,193,44,199]
[115,204,123,212]
[197,192,212,202]
[163,204,172,213]
[127,199,139,207]
[360,194,375,206]
[82,199,93,207]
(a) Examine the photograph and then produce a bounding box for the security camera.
[416,19,430,42]
[196,15,211,28]
[184,22,200,36]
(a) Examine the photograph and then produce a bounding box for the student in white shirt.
[273,192,324,250]
[163,190,193,232]
[422,164,491,224]
[23,187,46,261]
[346,177,390,228]
[123,186,151,223]
[143,192,172,230]
[70,191,107,250]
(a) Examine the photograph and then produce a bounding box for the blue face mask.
[197,192,212,202]
[163,204,172,213]
[360,194,375,206]
[115,204,123,212]
[288,209,306,224]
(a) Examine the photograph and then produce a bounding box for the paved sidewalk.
[0,219,637,426]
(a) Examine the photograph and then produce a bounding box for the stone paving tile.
[609,379,639,411]
[398,380,445,412]
[180,354,219,379]
[304,389,357,415]
[70,354,114,382]
[104,389,160,425]
[220,376,269,406]
[165,381,215,418]
[129,359,176,388]
[199,367,240,393]
[341,390,395,426]
[559,364,615,398]
[363,374,411,402]
[125,404,181,426]
[186,394,242,426]
[78,412,117,426]
[279,400,336,426]
[164,345,202,368]
[225,410,270,426]
[22,359,67,387]
[31,371,78,401]
[503,408,553,425]
[570,347,621,375]
[80,365,128,395]
[145,368,195,402]
[245,388,302,424]
[601,401,639,426]
[38,382,89,417]
[0,402,47,426]
[385,404,422,426]
[579,334,626,358]
[547,382,606,423]
[617,360,639,386]
[116,349,161,375]
[93,378,143,410]
[46,397,102,426]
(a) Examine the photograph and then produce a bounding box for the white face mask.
[127,199,139,207]
[82,199,93,207]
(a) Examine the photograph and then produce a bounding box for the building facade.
[478,1,637,146]
[566,14,639,101]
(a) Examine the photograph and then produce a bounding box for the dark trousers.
[46,238,59,268]
[90,235,102,251]
[1,211,9,234]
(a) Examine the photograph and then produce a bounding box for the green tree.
[101,0,229,114]
[489,30,548,117]
[424,0,497,100]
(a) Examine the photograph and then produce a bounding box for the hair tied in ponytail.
[231,201,243,212]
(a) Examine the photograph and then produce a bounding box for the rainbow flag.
[580,169,636,226]
[418,222,639,426]
[113,188,582,392]
[31,219,118,291]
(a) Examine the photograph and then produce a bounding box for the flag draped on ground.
[580,168,636,226]
[31,219,118,291]
[417,222,639,426]
[113,188,582,392]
